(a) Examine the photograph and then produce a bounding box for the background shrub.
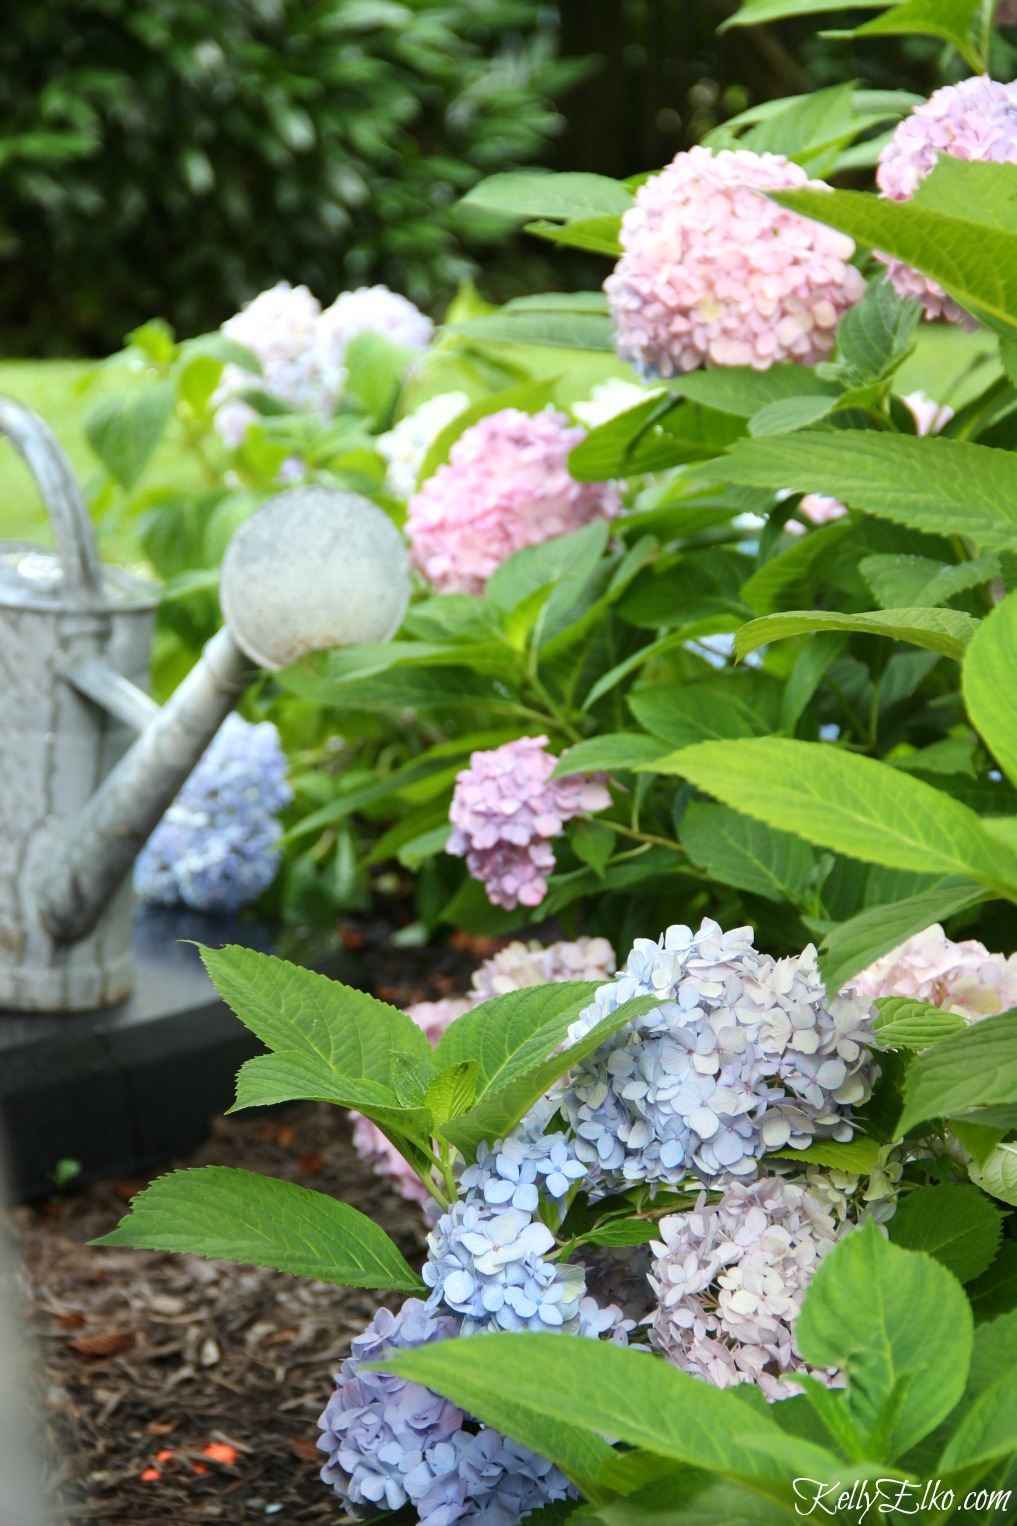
[0,0,582,354]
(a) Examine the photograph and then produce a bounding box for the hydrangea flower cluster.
[877,77,1017,323]
[214,282,326,449]
[377,392,470,499]
[212,281,432,447]
[470,936,617,1000]
[350,938,617,1208]
[790,391,953,533]
[604,146,865,377]
[853,922,1017,1022]
[447,736,612,910]
[649,1177,844,1400]
[134,714,292,912]
[317,1298,573,1526]
[561,919,877,1188]
[315,284,435,399]
[405,407,621,594]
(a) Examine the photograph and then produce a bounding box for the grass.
[0,321,1003,553]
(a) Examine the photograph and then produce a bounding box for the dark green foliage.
[0,0,579,353]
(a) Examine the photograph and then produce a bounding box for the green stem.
[600,819,685,855]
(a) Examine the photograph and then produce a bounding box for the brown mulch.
[12,922,509,1526]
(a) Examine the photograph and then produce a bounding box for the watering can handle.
[0,396,104,598]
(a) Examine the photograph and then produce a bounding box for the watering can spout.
[0,397,411,1011]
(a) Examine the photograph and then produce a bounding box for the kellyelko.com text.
[793,1478,1013,1519]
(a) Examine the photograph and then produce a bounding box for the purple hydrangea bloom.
[316,1298,574,1526]
[134,713,292,913]
[447,735,612,911]
[560,919,878,1190]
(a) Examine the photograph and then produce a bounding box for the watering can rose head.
[0,399,411,1012]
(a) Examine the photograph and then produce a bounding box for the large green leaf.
[911,156,1017,233]
[638,739,1017,896]
[970,1142,1017,1207]
[796,1223,973,1458]
[963,592,1017,789]
[671,365,839,418]
[872,997,967,1050]
[92,1166,423,1291]
[699,432,1017,551]
[198,946,432,1135]
[833,275,921,382]
[860,553,998,610]
[199,945,431,1079]
[839,0,988,73]
[460,171,634,222]
[379,1334,846,1500]
[775,183,1017,337]
[680,800,816,906]
[453,294,614,352]
[886,1185,1004,1283]
[550,734,668,777]
[627,684,774,747]
[940,1366,1017,1471]
[819,881,992,992]
[736,607,979,662]
[721,0,887,25]
[898,1009,1017,1134]
[441,992,659,1159]
[568,397,747,480]
[85,380,175,488]
[586,1474,799,1526]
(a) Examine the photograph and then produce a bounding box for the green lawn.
[0,322,1003,551]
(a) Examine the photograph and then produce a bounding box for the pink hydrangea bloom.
[470,936,617,999]
[448,736,612,910]
[649,1177,846,1400]
[788,390,953,534]
[877,77,1017,323]
[852,923,1017,1022]
[405,407,621,595]
[604,146,865,378]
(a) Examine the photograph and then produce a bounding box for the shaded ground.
[12,926,494,1526]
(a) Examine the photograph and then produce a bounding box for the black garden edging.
[0,907,358,1201]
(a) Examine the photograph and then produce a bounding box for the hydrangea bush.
[100,912,1017,1524]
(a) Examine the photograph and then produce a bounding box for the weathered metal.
[0,399,410,1013]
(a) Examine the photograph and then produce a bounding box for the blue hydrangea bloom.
[560,919,877,1191]
[422,1201,587,1335]
[316,1298,574,1526]
[134,713,292,912]
[458,1133,587,1220]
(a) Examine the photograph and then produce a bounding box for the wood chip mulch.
[11,923,510,1526]
[15,1103,427,1525]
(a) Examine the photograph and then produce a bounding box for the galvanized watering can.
[0,398,410,1012]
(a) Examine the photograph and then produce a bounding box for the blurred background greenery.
[5,0,1012,359]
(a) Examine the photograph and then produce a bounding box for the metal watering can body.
[0,398,411,1013]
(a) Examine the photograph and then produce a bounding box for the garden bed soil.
[12,925,497,1526]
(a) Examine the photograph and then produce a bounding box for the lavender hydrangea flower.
[315,284,434,397]
[213,281,327,447]
[649,1177,845,1400]
[316,1298,574,1526]
[604,146,865,377]
[134,713,292,913]
[447,735,612,911]
[877,78,1017,323]
[560,919,878,1190]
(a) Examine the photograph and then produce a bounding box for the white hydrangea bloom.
[377,391,470,499]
